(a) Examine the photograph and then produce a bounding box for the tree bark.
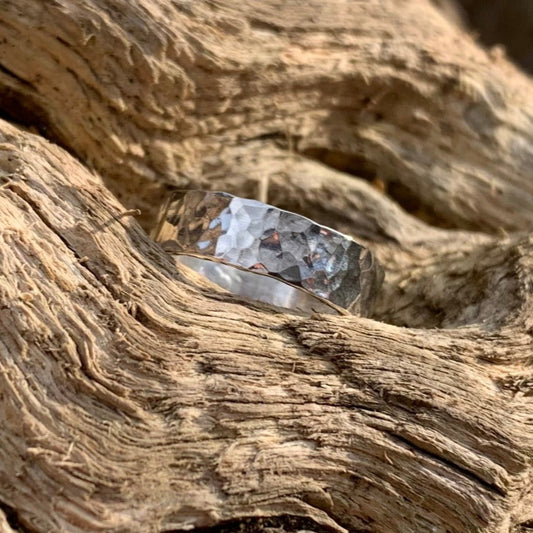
[0,1,532,532]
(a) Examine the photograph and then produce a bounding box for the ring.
[152,190,383,315]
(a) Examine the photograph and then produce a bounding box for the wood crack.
[0,499,34,533]
[173,514,346,533]
[385,430,508,498]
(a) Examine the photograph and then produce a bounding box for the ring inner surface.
[175,255,340,315]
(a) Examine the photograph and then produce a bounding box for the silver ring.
[152,190,383,315]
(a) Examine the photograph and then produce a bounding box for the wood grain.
[0,1,532,532]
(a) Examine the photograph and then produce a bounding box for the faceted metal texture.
[153,191,383,314]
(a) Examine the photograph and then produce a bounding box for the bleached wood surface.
[0,1,532,531]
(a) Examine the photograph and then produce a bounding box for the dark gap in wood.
[0,499,35,533]
[385,430,507,498]
[300,148,377,182]
[456,0,533,74]
[0,63,61,145]
[0,62,133,224]
[300,147,457,230]
[169,514,354,533]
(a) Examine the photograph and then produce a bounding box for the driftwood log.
[0,1,532,532]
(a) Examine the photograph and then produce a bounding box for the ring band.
[152,191,383,315]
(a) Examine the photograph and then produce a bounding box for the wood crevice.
[0,1,532,531]
[0,500,33,533]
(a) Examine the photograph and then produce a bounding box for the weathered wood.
[1,0,533,232]
[0,1,532,532]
